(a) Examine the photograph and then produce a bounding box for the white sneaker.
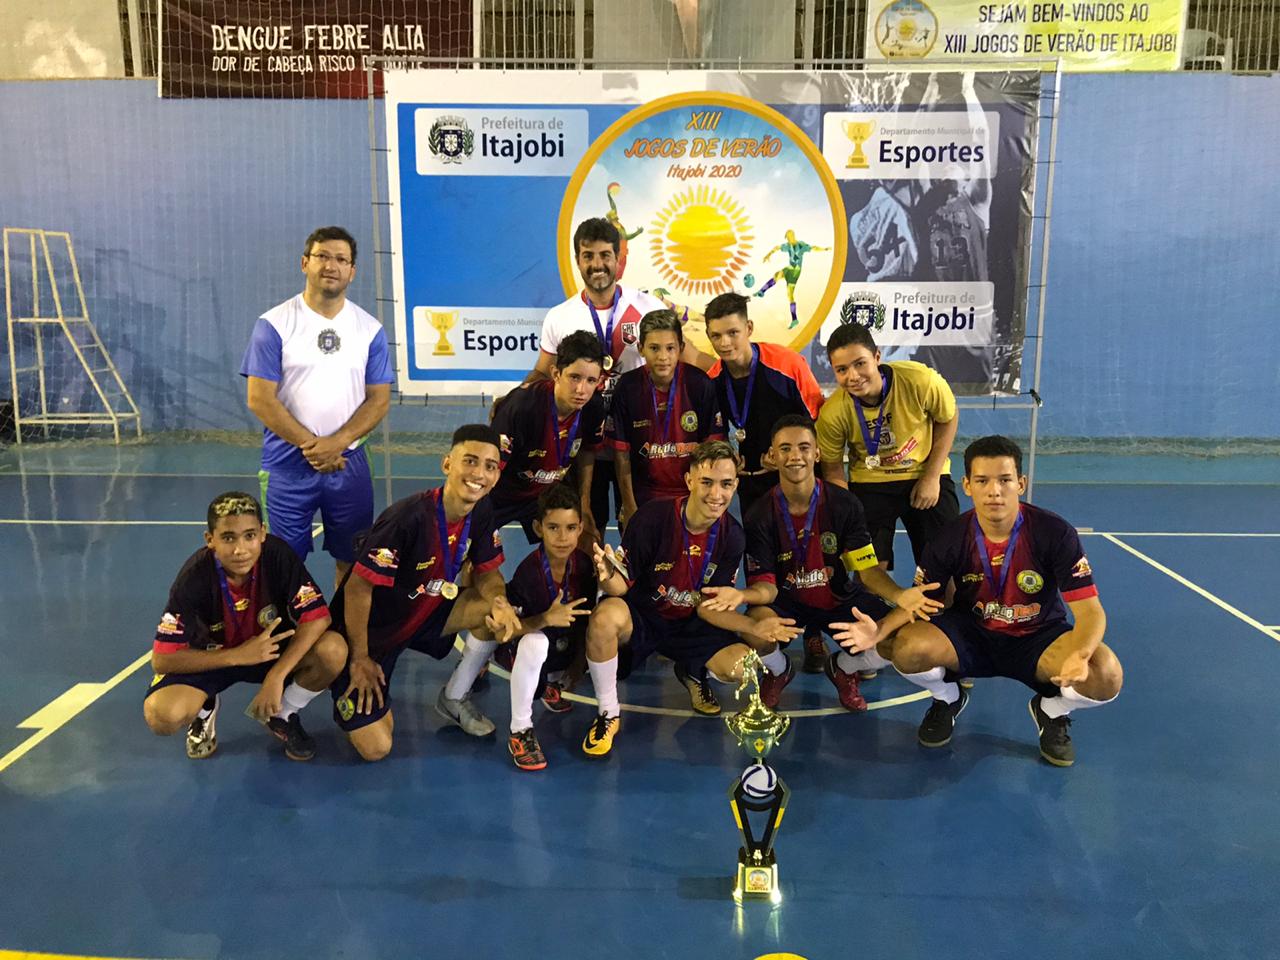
[435,688,495,737]
[186,695,219,759]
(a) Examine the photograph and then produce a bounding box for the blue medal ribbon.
[649,364,680,442]
[539,546,573,604]
[973,507,1024,599]
[435,488,472,588]
[854,366,893,462]
[549,388,582,468]
[681,501,721,591]
[214,558,257,643]
[721,344,759,436]
[586,287,622,367]
[776,481,821,582]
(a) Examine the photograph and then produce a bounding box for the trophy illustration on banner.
[842,119,876,170]
[430,309,458,357]
[724,649,791,904]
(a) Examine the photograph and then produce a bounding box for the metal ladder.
[3,228,142,444]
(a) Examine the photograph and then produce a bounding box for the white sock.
[588,655,620,718]
[1039,685,1116,719]
[760,648,788,675]
[273,682,322,719]
[898,665,959,704]
[836,648,891,675]
[510,632,549,732]
[445,631,497,700]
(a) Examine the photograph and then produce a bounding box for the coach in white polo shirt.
[241,226,393,587]
[524,217,704,531]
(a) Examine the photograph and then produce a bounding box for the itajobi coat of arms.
[840,290,886,331]
[429,116,475,164]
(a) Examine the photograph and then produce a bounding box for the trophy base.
[732,848,781,904]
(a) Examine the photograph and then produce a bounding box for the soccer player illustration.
[604,181,643,279]
[753,229,831,329]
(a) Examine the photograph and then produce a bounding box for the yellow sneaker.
[582,713,621,757]
[674,662,721,716]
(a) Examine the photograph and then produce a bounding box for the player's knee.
[891,626,942,673]
[143,696,191,736]
[1089,646,1124,698]
[351,726,393,763]
[311,631,348,679]
[587,600,626,655]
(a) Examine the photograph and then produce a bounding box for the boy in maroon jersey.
[143,492,347,761]
[834,436,1123,766]
[608,309,723,528]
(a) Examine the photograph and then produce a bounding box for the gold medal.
[734,428,747,443]
[440,581,459,600]
[865,455,880,469]
[602,355,614,371]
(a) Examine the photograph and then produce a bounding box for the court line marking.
[0,952,179,960]
[1102,534,1279,644]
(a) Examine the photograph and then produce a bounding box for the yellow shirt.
[816,360,956,484]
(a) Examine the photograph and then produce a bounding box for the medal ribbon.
[854,366,893,460]
[540,546,573,603]
[549,388,582,468]
[776,481,821,580]
[649,364,680,442]
[721,344,759,434]
[435,488,472,589]
[586,287,622,368]
[973,507,1024,599]
[215,558,258,645]
[681,501,721,590]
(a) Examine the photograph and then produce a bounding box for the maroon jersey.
[333,489,505,655]
[606,362,724,501]
[506,546,598,649]
[916,502,1098,638]
[153,534,329,654]
[621,496,744,621]
[492,380,605,510]
[743,481,879,612]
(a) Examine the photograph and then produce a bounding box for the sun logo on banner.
[649,185,753,298]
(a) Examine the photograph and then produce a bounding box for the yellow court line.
[0,952,185,960]
[0,652,152,775]
[1103,534,1279,644]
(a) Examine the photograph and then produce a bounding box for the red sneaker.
[508,727,547,771]
[759,656,795,710]
[824,656,868,712]
[540,681,573,714]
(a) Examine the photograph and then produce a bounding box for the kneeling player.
[741,415,943,711]
[496,484,597,771]
[581,441,800,757]
[144,492,347,761]
[330,425,521,762]
[837,436,1122,766]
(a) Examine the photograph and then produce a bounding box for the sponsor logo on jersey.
[1015,570,1044,594]
[786,567,830,591]
[157,612,183,636]
[317,328,342,354]
[1071,556,1092,579]
[293,583,321,608]
[416,559,435,571]
[499,433,513,454]
[975,599,1042,624]
[961,572,984,584]
[369,547,398,569]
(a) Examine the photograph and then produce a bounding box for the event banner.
[158,0,471,97]
[865,0,1184,70]
[385,70,1039,397]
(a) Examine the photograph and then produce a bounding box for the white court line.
[1102,534,1279,644]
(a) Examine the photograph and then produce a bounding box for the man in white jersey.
[241,226,394,588]
[523,218,706,532]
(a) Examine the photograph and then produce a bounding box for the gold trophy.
[430,310,458,357]
[842,119,876,170]
[725,649,791,904]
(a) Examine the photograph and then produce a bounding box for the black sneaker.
[1029,695,1075,767]
[801,631,828,674]
[917,685,969,747]
[267,712,317,761]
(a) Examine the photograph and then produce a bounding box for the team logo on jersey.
[555,637,570,653]
[428,116,475,164]
[1015,570,1044,594]
[369,547,398,569]
[1071,556,1092,579]
[570,438,582,458]
[620,321,639,344]
[317,328,341,354]
[257,604,279,627]
[336,696,355,722]
[703,563,717,582]
[157,612,183,636]
[840,290,886,331]
[820,532,838,554]
[680,411,698,432]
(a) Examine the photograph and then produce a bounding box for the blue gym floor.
[1,445,1278,960]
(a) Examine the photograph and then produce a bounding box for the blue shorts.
[930,611,1073,697]
[260,446,373,562]
[618,597,737,680]
[765,592,893,644]
[145,660,276,700]
[329,595,458,732]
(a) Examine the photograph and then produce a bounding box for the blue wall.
[1,74,1277,439]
